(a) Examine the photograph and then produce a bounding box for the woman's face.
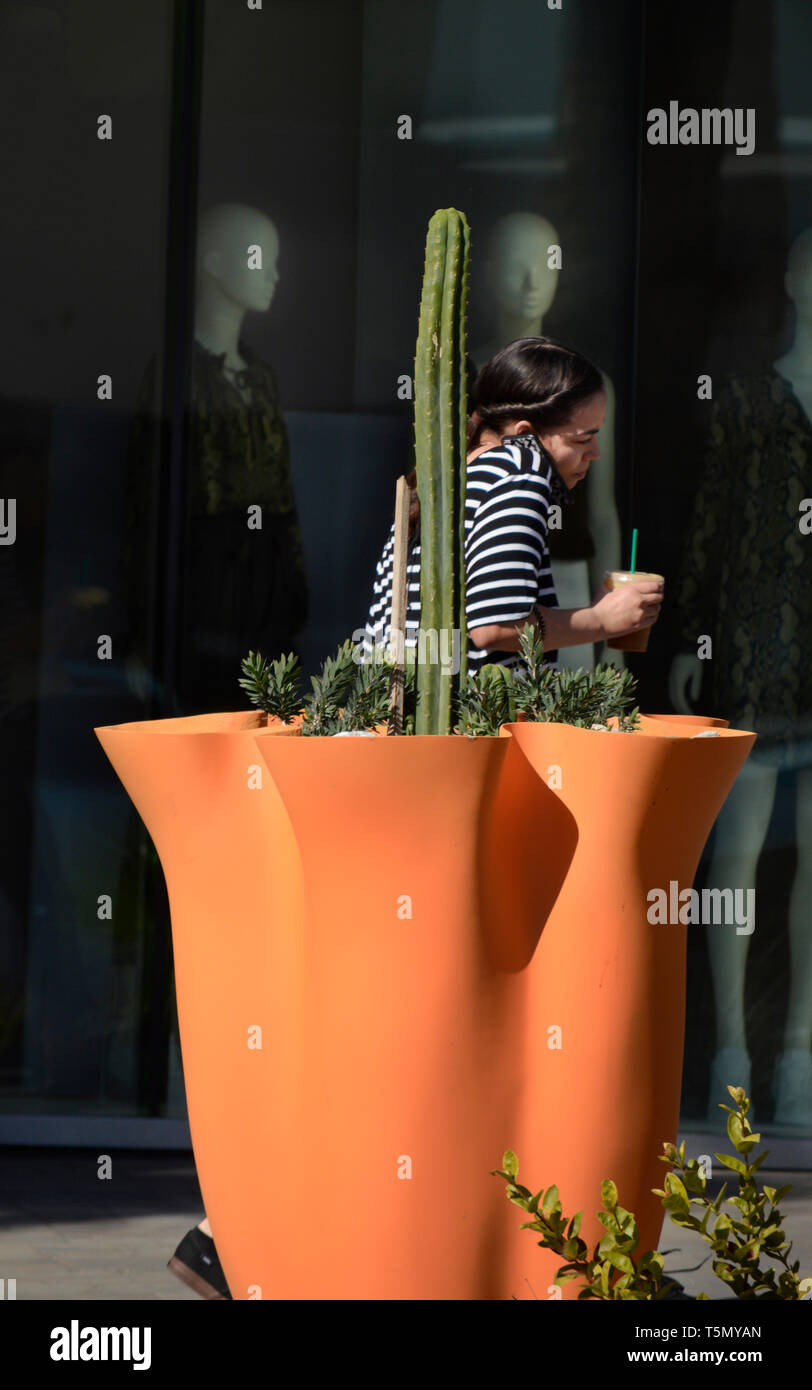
[536,391,607,490]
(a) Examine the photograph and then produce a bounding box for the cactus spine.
[413,208,471,735]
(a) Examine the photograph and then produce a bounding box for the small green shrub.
[241,624,641,738]
[493,1087,812,1301]
[239,642,416,736]
[654,1087,811,1300]
[299,640,358,736]
[238,650,302,725]
[455,623,641,738]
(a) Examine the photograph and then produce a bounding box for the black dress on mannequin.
[122,339,308,714]
[676,368,812,769]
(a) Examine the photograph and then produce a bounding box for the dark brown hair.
[405,336,604,536]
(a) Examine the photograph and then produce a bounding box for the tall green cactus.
[413,208,471,735]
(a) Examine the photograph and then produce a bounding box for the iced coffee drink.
[603,570,664,652]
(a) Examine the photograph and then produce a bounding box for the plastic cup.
[603,570,664,652]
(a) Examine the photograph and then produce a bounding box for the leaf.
[607,1250,635,1276]
[664,1173,689,1203]
[510,1182,533,1201]
[601,1179,618,1211]
[502,1149,519,1179]
[615,1206,636,1235]
[715,1153,747,1176]
[682,1168,707,1195]
[542,1185,560,1216]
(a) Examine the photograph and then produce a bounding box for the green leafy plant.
[238,650,302,724]
[240,641,417,737]
[240,622,640,740]
[300,640,358,737]
[455,624,641,738]
[454,662,518,738]
[493,1086,812,1301]
[315,645,417,736]
[493,1157,670,1300]
[301,642,417,737]
[654,1086,811,1300]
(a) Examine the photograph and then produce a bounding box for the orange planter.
[95,710,754,1299]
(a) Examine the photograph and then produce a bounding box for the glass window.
[2,0,809,1156]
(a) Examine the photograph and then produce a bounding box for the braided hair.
[406,336,604,536]
[468,336,604,445]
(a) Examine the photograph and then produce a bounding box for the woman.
[363,336,662,672]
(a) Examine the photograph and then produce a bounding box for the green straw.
[629,528,638,574]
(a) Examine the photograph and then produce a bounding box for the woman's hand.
[589,579,664,640]
[474,578,664,653]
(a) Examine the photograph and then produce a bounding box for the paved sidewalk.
[1,1149,810,1300]
[0,1150,203,1300]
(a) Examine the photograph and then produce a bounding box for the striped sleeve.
[362,521,421,656]
[464,471,551,633]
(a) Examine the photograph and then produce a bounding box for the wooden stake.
[387,476,410,734]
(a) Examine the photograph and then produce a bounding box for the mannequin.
[122,202,308,711]
[194,202,279,395]
[670,227,812,1127]
[472,211,624,671]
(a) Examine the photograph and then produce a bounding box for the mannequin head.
[196,202,280,313]
[785,227,812,329]
[470,337,605,489]
[485,212,560,322]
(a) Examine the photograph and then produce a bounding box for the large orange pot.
[94,711,754,1299]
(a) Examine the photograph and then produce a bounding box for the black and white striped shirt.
[362,433,572,674]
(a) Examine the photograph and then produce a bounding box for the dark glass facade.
[1,0,810,1152]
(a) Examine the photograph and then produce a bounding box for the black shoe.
[168,1227,232,1300]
